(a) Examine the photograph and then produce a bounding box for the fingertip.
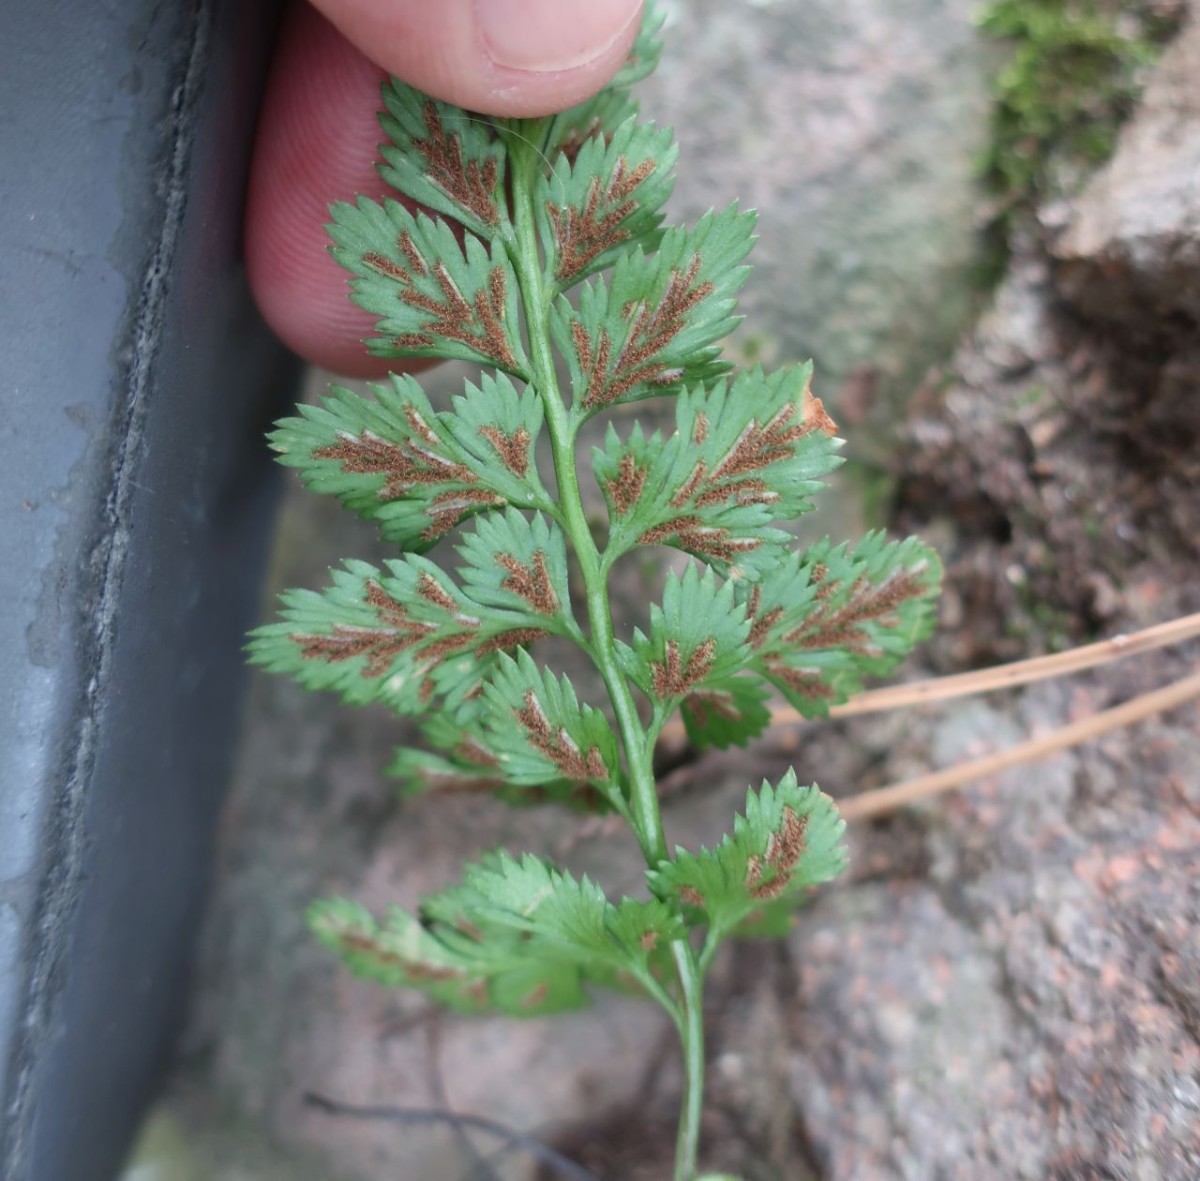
[309,0,643,117]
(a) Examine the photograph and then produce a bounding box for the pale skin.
[245,0,643,376]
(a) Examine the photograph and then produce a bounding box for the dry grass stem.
[787,610,1200,723]
[838,667,1200,822]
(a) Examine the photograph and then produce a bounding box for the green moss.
[976,0,1180,279]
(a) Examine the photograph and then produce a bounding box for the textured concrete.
[647,0,995,421]
[0,2,296,1178]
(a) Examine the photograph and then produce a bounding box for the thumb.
[308,0,644,118]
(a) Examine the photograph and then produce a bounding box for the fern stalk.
[507,128,668,866]
[508,123,705,1173]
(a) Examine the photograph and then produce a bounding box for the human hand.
[245,0,643,376]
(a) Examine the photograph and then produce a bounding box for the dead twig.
[780,610,1200,723]
[657,613,1200,752]
[653,613,1200,822]
[422,1014,501,1181]
[838,667,1200,822]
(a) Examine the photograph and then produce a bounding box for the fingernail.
[476,0,642,73]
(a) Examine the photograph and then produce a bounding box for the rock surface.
[1054,11,1200,325]
[787,674,1200,1180]
[896,14,1200,672]
[804,13,1200,1178]
[649,0,994,420]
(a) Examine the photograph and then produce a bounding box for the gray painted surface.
[0,1,296,1177]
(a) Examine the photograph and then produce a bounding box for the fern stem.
[508,129,703,1179]
[671,942,705,1181]
[506,133,667,867]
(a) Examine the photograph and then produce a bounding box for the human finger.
[308,0,643,118]
[245,4,401,378]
